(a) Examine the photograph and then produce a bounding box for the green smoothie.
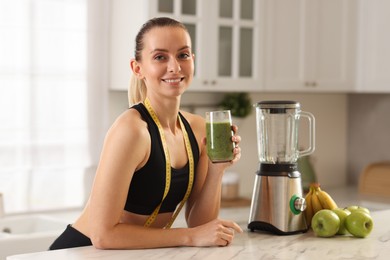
[206,121,235,162]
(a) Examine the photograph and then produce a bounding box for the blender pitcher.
[257,100,315,164]
[248,100,315,235]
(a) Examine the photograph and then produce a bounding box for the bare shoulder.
[180,110,206,138]
[105,108,149,149]
[97,108,151,173]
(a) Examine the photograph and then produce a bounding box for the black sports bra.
[124,103,200,215]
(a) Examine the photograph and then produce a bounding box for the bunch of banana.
[304,183,338,226]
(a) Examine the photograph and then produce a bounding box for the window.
[0,0,95,213]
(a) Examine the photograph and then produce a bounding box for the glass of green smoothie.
[205,110,235,163]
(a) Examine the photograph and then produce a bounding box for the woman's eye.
[179,53,190,59]
[154,55,166,61]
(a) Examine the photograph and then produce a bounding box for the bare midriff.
[71,207,176,239]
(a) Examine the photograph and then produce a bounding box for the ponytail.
[128,73,147,107]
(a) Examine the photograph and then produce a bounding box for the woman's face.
[136,26,194,98]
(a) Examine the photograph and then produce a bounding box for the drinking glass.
[205,110,235,163]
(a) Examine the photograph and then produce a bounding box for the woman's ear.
[130,59,143,79]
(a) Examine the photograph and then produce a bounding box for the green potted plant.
[219,92,252,118]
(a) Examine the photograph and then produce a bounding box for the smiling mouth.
[162,78,184,83]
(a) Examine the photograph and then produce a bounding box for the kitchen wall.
[109,91,348,198]
[347,94,390,185]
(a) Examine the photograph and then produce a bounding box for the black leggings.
[49,224,92,250]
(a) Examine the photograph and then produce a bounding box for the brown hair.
[128,17,189,106]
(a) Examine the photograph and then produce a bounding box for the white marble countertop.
[39,186,390,224]
[7,206,390,260]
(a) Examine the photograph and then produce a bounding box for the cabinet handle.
[304,81,317,88]
[203,80,217,86]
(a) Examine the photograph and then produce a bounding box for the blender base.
[248,164,308,235]
[248,221,308,235]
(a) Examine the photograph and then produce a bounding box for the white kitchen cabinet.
[264,0,356,92]
[355,0,390,93]
[108,0,265,92]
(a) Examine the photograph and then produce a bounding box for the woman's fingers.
[217,220,243,247]
[231,124,238,133]
[232,135,241,143]
[220,219,243,234]
[191,219,243,247]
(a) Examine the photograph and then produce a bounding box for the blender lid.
[255,100,300,113]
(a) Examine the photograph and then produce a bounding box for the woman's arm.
[87,109,155,248]
[183,113,242,228]
[87,110,189,249]
[86,110,241,249]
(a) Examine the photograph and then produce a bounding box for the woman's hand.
[230,124,242,164]
[188,218,243,247]
[203,124,242,172]
[185,124,242,228]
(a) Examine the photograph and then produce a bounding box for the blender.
[248,101,315,235]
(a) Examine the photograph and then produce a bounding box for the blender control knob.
[290,195,306,215]
[294,197,306,212]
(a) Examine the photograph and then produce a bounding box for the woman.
[49,17,242,250]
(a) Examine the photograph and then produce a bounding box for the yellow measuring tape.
[143,98,194,228]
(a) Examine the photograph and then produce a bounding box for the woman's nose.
[168,58,181,73]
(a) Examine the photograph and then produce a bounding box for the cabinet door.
[311,0,355,92]
[265,0,355,92]
[207,0,263,92]
[356,0,390,92]
[264,0,306,91]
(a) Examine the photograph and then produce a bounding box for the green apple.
[345,205,370,215]
[311,209,340,237]
[345,211,374,238]
[332,208,351,235]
